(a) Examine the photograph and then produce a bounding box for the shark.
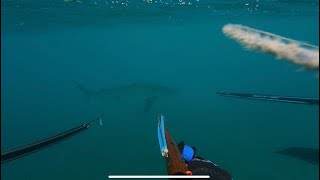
[275,147,319,165]
[75,81,177,112]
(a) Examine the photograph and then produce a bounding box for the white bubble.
[222,24,319,70]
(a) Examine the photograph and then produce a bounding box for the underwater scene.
[1,0,319,179]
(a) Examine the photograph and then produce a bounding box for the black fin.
[75,82,95,95]
[144,96,158,112]
[276,147,319,165]
[74,82,97,104]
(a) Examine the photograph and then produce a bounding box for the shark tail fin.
[75,82,93,95]
[74,81,97,104]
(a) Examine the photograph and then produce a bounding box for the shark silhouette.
[275,147,319,165]
[75,81,176,112]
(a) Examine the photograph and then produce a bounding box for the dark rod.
[216,92,319,105]
[1,118,100,164]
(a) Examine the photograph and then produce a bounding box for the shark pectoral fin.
[144,96,158,112]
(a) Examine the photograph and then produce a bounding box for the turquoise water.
[1,0,319,180]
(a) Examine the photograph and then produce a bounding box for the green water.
[1,0,319,179]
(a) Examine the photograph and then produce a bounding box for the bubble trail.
[222,24,319,70]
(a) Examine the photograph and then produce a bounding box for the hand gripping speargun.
[157,115,192,176]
